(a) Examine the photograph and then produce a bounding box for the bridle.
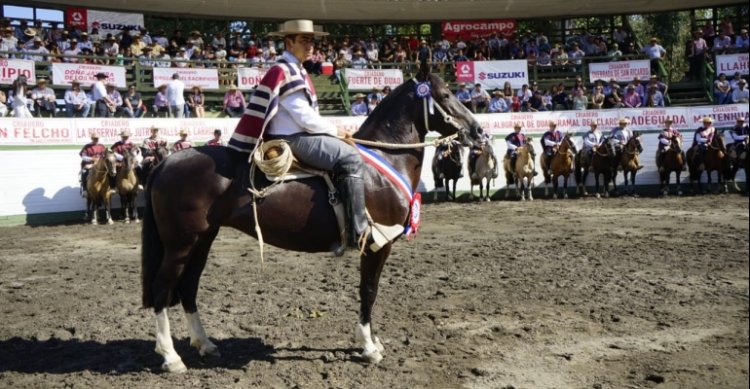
[412,79,468,142]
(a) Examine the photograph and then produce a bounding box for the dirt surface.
[1,195,748,389]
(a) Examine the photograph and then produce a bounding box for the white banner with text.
[50,63,127,87]
[345,69,404,91]
[588,60,651,83]
[715,53,749,76]
[0,59,36,85]
[152,68,219,89]
[237,67,269,90]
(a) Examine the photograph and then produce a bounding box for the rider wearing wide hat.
[692,116,716,169]
[171,129,193,152]
[505,122,536,174]
[226,19,371,251]
[468,130,497,179]
[541,120,563,175]
[609,117,642,170]
[79,132,107,197]
[725,116,748,158]
[657,118,686,171]
[581,121,604,166]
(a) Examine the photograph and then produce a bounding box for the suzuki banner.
[588,60,651,83]
[50,63,127,87]
[715,53,749,76]
[0,59,35,85]
[455,60,529,89]
[237,67,269,90]
[442,20,517,40]
[345,69,404,91]
[152,68,219,90]
[66,8,144,37]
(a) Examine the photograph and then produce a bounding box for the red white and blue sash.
[356,144,421,238]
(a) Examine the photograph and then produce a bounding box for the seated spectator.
[629,76,645,104]
[470,83,490,113]
[572,88,588,110]
[732,79,749,103]
[648,75,669,97]
[645,85,665,107]
[735,29,749,51]
[0,89,7,117]
[122,84,145,118]
[30,78,56,117]
[222,84,245,118]
[623,85,642,108]
[729,72,744,91]
[487,90,509,113]
[605,85,625,108]
[62,39,81,62]
[537,50,552,67]
[64,80,90,117]
[187,86,205,118]
[106,84,123,116]
[542,89,553,111]
[516,83,532,105]
[23,37,49,61]
[552,83,570,110]
[351,93,368,116]
[712,31,733,54]
[591,85,605,109]
[455,82,472,110]
[568,42,585,70]
[152,84,170,117]
[367,95,379,114]
[714,73,732,104]
[527,90,546,112]
[607,43,622,61]
[367,87,383,103]
[351,49,368,69]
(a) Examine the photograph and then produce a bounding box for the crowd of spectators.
[1,17,748,117]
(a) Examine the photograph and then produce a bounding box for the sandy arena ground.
[0,195,748,389]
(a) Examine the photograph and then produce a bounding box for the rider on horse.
[692,117,716,169]
[226,19,371,251]
[541,120,563,175]
[609,117,642,170]
[725,116,748,157]
[205,129,225,146]
[505,122,536,175]
[79,132,107,197]
[469,130,498,179]
[657,118,686,171]
[581,121,605,166]
[170,129,193,152]
[112,130,142,190]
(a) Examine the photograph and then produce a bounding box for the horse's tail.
[141,174,163,309]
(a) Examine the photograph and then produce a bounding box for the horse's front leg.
[104,195,114,225]
[88,198,98,225]
[121,195,130,223]
[562,174,569,199]
[358,244,391,364]
[132,195,140,222]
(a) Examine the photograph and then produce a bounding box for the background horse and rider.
[686,133,727,194]
[612,132,643,197]
[541,133,577,199]
[657,136,686,197]
[140,64,482,372]
[575,137,616,198]
[725,135,748,195]
[85,150,117,225]
[468,140,497,202]
[432,141,463,201]
[503,141,536,201]
[115,148,141,223]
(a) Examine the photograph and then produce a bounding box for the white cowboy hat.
[268,20,328,37]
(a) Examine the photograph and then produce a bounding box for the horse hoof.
[199,344,221,358]
[595,193,601,199]
[361,349,384,364]
[135,219,141,224]
[107,219,114,225]
[373,336,385,353]
[161,359,188,373]
[563,194,568,200]
[91,220,98,225]
[124,219,130,224]
[678,191,683,196]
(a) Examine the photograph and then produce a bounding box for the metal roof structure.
[25,0,747,22]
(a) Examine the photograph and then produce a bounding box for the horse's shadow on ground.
[0,337,277,374]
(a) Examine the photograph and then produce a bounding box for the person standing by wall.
[166,73,186,118]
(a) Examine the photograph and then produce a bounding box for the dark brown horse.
[575,137,615,198]
[658,136,686,197]
[141,67,482,372]
[432,141,463,201]
[687,134,727,194]
[612,133,643,196]
[542,133,577,199]
[725,137,748,195]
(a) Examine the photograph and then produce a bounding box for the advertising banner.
[588,60,651,83]
[152,67,219,89]
[86,9,144,37]
[688,104,748,128]
[65,7,87,29]
[0,59,35,85]
[345,69,404,91]
[455,60,529,89]
[441,20,517,40]
[50,63,127,87]
[715,53,749,76]
[237,67,269,90]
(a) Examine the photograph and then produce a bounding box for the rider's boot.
[340,175,372,252]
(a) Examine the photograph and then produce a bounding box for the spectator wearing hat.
[105,84,123,115]
[351,93,368,116]
[122,84,145,118]
[623,84,642,108]
[470,83,490,113]
[732,78,749,104]
[367,87,383,104]
[20,25,37,47]
[138,46,156,68]
[712,31,733,55]
[645,85,665,107]
[78,31,93,51]
[0,26,18,58]
[155,49,172,68]
[30,78,56,117]
[688,30,708,81]
[206,129,225,146]
[187,86,205,118]
[22,36,49,61]
[488,90,509,113]
[64,80,90,118]
[641,37,667,73]
[188,31,204,50]
[222,84,245,118]
[351,49,368,69]
[62,38,81,62]
[152,84,169,117]
[171,130,193,152]
[79,132,107,197]
[210,31,227,51]
[111,130,137,160]
[102,35,119,57]
[165,73,186,118]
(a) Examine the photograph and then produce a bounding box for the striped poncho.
[227,59,318,153]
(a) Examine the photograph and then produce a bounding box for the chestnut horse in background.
[543,133,577,199]
[116,148,140,223]
[140,66,482,373]
[687,134,727,194]
[658,136,686,197]
[613,133,643,196]
[85,150,117,225]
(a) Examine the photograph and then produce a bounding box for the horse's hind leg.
[357,244,391,364]
[180,229,221,358]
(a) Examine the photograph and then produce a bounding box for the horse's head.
[414,62,483,148]
[155,145,170,163]
[601,136,615,156]
[122,148,138,171]
[629,131,644,154]
[671,136,683,152]
[104,150,117,177]
[561,132,577,155]
[712,131,726,151]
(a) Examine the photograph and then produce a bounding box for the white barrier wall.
[0,104,747,219]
